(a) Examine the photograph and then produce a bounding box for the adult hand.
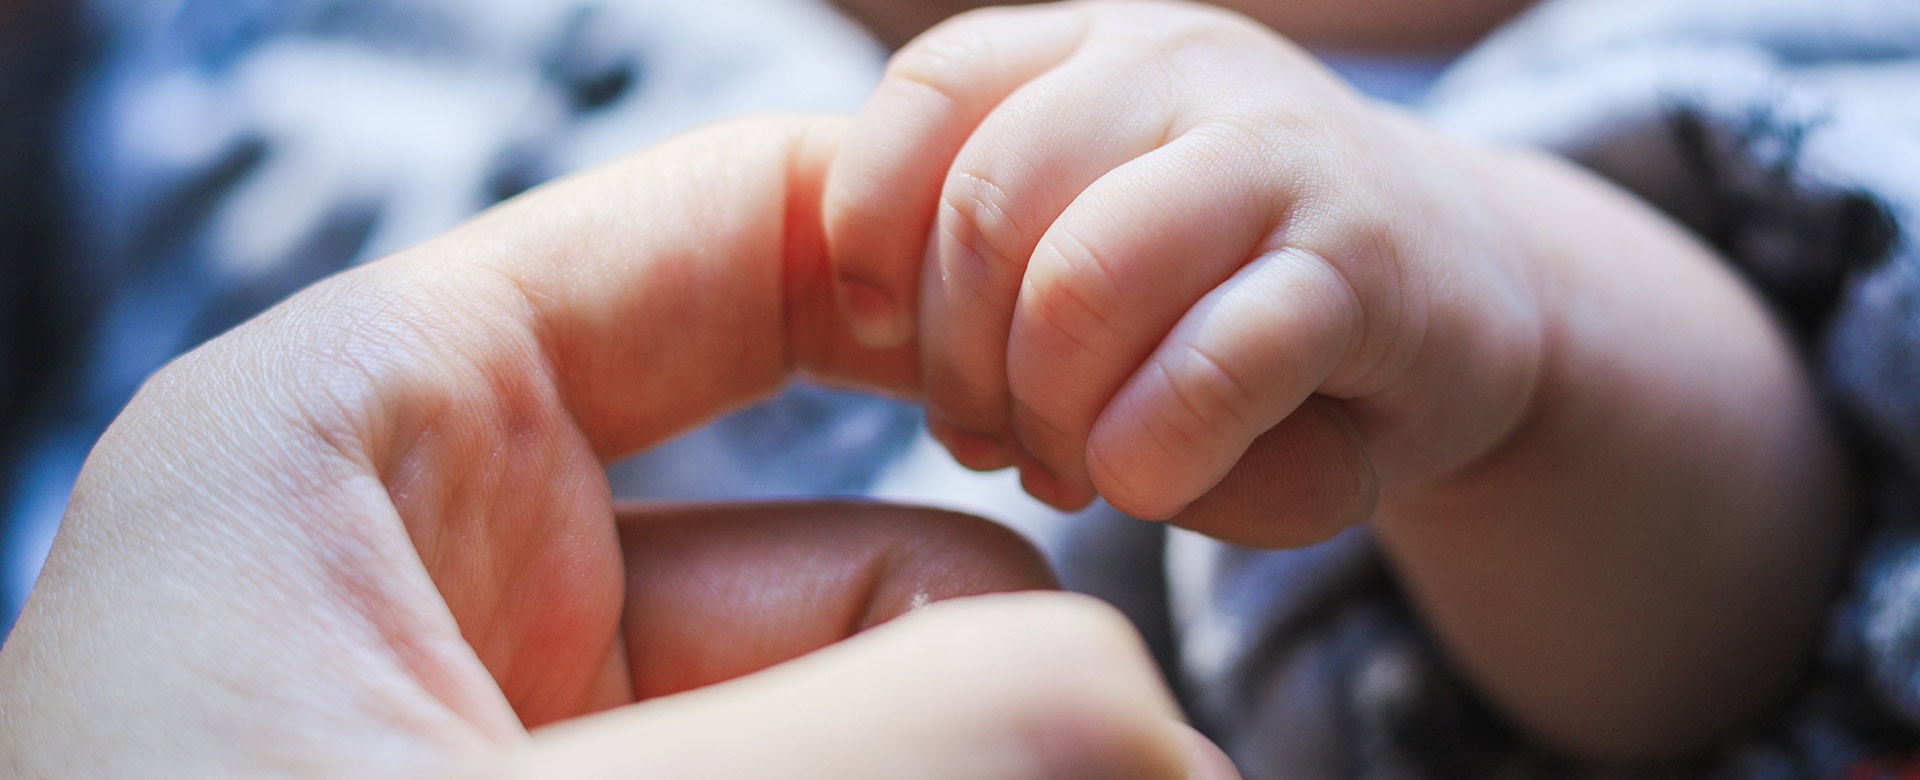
[0,116,1234,780]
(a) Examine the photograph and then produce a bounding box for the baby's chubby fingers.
[827,0,1547,537]
[825,1,1335,484]
[1080,245,1370,524]
[822,4,1089,350]
[907,20,1202,474]
[1002,129,1303,510]
[1021,119,1528,531]
[826,4,1291,470]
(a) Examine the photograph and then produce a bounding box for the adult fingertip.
[496,592,1193,780]
[1173,723,1245,780]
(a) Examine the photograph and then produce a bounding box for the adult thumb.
[458,592,1241,780]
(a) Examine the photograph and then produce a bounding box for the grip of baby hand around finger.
[1084,242,1377,540]
[821,5,1089,348]
[988,117,1382,540]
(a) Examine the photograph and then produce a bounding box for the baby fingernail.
[838,277,910,349]
[1173,723,1243,780]
[1018,456,1060,502]
[1019,455,1094,510]
[928,417,1014,471]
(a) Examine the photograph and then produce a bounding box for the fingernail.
[1018,455,1098,510]
[1173,723,1243,780]
[838,277,910,349]
[1017,455,1061,504]
[1019,454,1098,511]
[927,416,1015,471]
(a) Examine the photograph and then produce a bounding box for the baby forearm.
[1373,138,1852,761]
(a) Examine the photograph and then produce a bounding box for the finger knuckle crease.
[1139,364,1211,453]
[1024,278,1116,361]
[1011,395,1075,440]
[1170,344,1259,430]
[884,51,972,110]
[939,172,1031,290]
[1041,226,1124,305]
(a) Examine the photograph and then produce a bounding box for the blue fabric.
[1,0,903,632]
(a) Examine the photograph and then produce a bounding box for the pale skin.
[822,0,1851,763]
[0,118,1242,780]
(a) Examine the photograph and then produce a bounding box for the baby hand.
[829,3,1852,758]
[823,0,1540,546]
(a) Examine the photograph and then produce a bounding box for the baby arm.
[822,0,1850,762]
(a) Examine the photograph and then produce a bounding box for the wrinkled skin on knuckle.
[1162,344,1262,436]
[1009,392,1088,461]
[1022,228,1125,362]
[938,167,1034,294]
